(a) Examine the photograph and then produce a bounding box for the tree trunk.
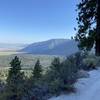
[96,0,100,56]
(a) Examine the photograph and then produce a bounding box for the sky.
[0,0,79,44]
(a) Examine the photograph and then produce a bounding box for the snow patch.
[49,69,100,100]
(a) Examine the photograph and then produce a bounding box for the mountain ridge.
[20,39,79,56]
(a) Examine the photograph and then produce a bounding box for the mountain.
[0,43,27,51]
[20,39,79,56]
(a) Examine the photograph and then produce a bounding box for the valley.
[0,51,64,81]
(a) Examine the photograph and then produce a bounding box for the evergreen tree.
[49,57,61,79]
[50,57,61,71]
[96,0,100,55]
[32,59,42,80]
[46,57,61,82]
[46,57,77,93]
[46,58,61,93]
[75,0,100,55]
[6,56,24,100]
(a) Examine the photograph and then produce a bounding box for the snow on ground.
[49,69,100,100]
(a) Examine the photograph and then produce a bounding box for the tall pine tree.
[32,59,42,80]
[50,57,61,74]
[75,0,100,55]
[47,57,61,82]
[6,56,24,100]
[96,0,100,55]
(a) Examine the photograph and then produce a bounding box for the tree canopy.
[75,0,100,55]
[75,0,97,51]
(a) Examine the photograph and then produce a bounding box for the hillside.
[20,39,79,56]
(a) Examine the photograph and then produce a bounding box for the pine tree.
[96,0,100,55]
[32,59,42,80]
[46,57,61,81]
[75,0,100,55]
[50,57,61,73]
[6,56,24,100]
[47,57,77,93]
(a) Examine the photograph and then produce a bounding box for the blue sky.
[0,0,78,43]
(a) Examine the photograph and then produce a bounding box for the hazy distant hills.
[0,43,27,51]
[20,39,79,56]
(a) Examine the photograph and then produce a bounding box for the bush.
[59,59,77,90]
[45,56,78,95]
[67,52,88,70]
[23,60,49,100]
[0,80,5,92]
[82,58,98,70]
[22,79,50,100]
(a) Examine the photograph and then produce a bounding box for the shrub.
[59,59,77,91]
[23,59,48,100]
[22,78,50,100]
[82,58,98,70]
[67,52,88,70]
[45,57,78,95]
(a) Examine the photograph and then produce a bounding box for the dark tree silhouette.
[96,0,100,55]
[75,0,100,55]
